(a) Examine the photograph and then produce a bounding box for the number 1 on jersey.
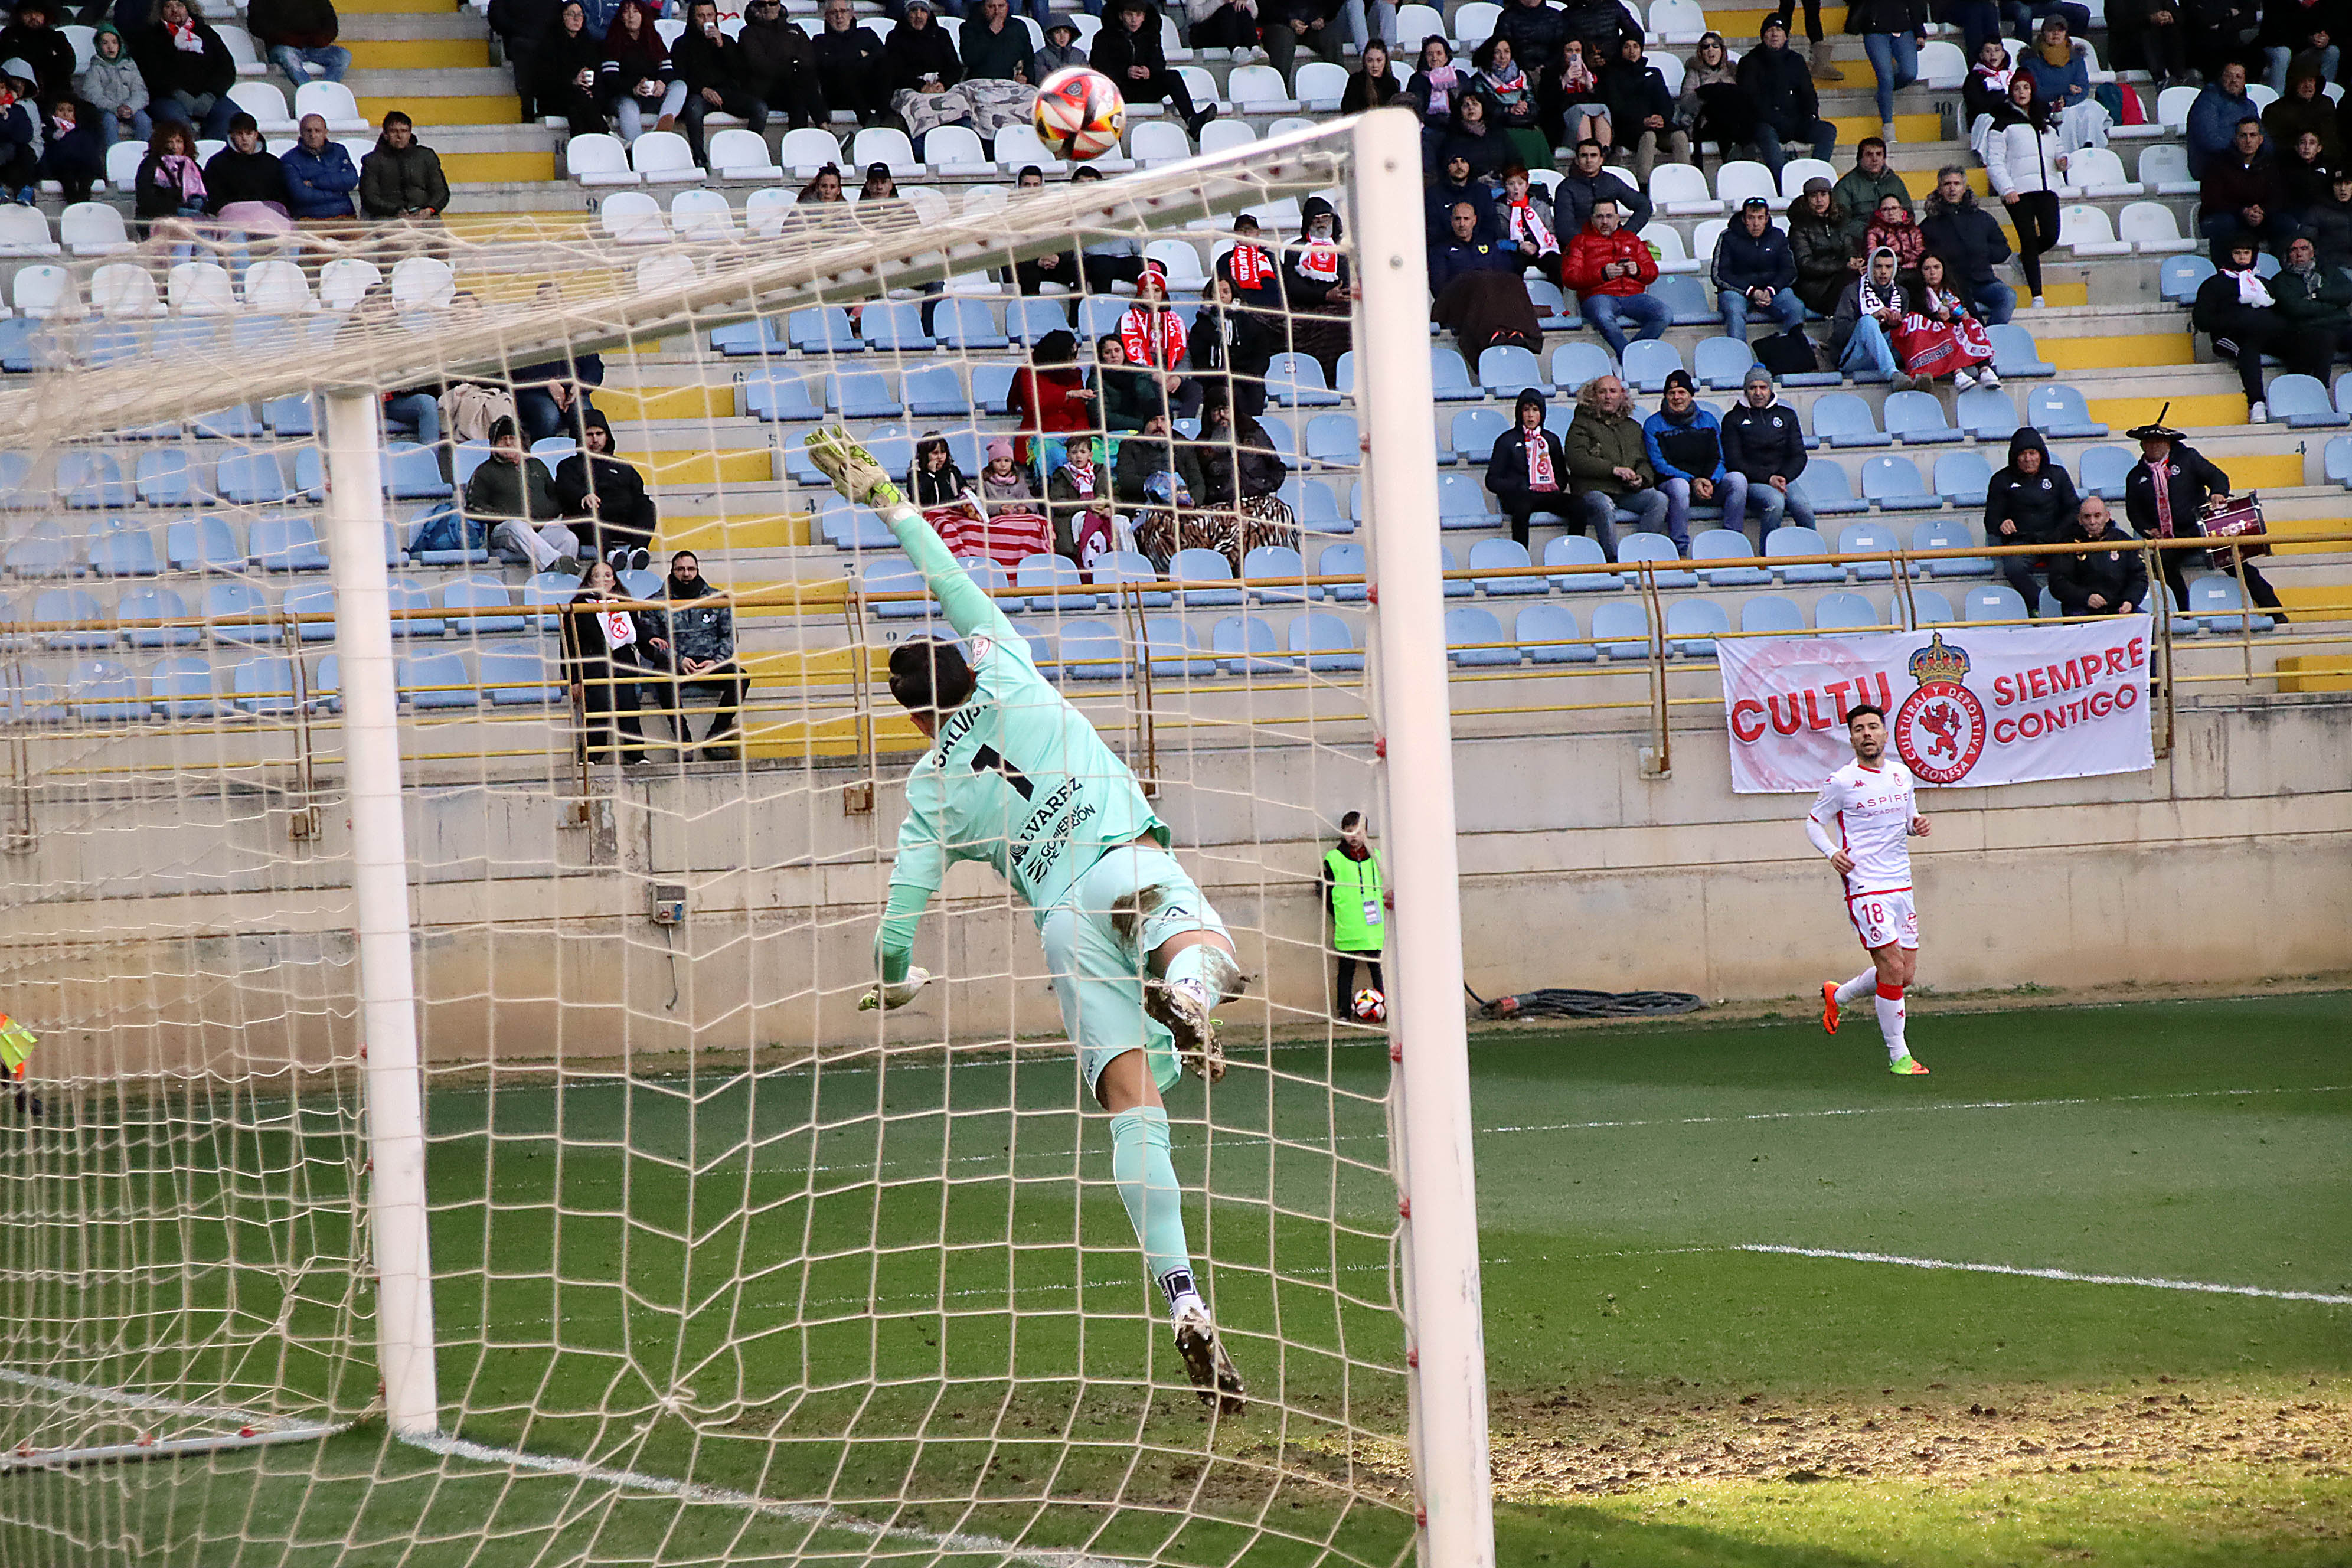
[969,744,1035,799]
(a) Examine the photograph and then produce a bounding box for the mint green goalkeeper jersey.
[876,501,1167,981]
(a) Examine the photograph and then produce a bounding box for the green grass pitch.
[4,991,2346,1566]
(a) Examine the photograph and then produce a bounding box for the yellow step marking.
[2082,393,2252,433]
[2273,654,2352,691]
[634,447,773,486]
[440,150,558,182]
[356,94,521,126]
[744,645,891,685]
[1899,168,1991,197]
[347,38,488,67]
[1827,112,1942,142]
[1710,5,1853,33]
[2041,333,2195,370]
[660,512,808,551]
[599,384,737,422]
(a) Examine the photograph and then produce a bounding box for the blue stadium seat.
[1615,531,1696,587]
[1549,341,1616,392]
[1792,462,1873,517]
[971,363,1018,417]
[1883,390,1962,444]
[859,299,933,351]
[1961,583,2031,622]
[282,579,337,641]
[519,571,578,631]
[1766,525,1845,583]
[1016,551,1096,615]
[1911,518,1994,577]
[2188,574,2274,632]
[5,519,78,576]
[1318,542,1368,602]
[862,556,936,622]
[2330,435,2352,488]
[1693,335,1758,391]
[1139,615,1214,677]
[1243,544,1319,603]
[59,450,132,509]
[84,521,158,577]
[249,514,328,571]
[1292,477,1348,535]
[1620,339,1683,394]
[261,394,315,436]
[1838,521,1900,581]
[1210,613,1283,674]
[1692,527,1771,584]
[2024,383,2112,437]
[191,406,260,440]
[711,318,783,356]
[1076,296,1126,341]
[902,364,969,419]
[381,443,450,500]
[1266,351,1344,407]
[148,654,220,718]
[389,579,446,637]
[480,642,561,704]
[2263,373,2347,428]
[933,299,1008,351]
[788,306,861,354]
[1814,590,1883,634]
[1172,548,1242,607]
[201,580,272,645]
[1478,342,1550,395]
[743,374,825,422]
[1450,407,1505,465]
[1445,605,1518,666]
[1527,277,1579,329]
[1812,391,1892,448]
[1429,345,1481,401]
[1434,471,1491,529]
[1988,324,2056,377]
[1649,273,1714,325]
[229,654,299,714]
[1665,597,1729,657]
[1092,548,1171,608]
[67,658,140,721]
[1288,610,1363,671]
[1517,602,1598,662]
[1934,450,1993,506]
[1739,594,1806,635]
[1907,586,1956,626]
[2158,252,2214,303]
[137,449,201,507]
[442,576,525,636]
[117,585,197,648]
[398,649,479,709]
[165,514,240,573]
[1955,384,2018,441]
[1861,454,1943,511]
[451,443,496,489]
[1468,537,1544,595]
[1437,543,1473,597]
[1542,532,1619,591]
[1304,412,1360,469]
[2077,444,2134,499]
[828,371,904,420]
[1005,298,1069,346]
[31,587,109,649]
[1590,599,1654,659]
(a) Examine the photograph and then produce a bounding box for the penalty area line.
[1734,1245,2352,1305]
[1484,1083,2349,1136]
[401,1431,1136,1568]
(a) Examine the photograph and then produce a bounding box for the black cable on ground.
[1463,984,1706,1020]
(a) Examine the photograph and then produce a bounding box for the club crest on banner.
[1894,633,1988,784]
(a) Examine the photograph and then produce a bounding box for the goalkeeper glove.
[859,967,931,1012]
[804,426,904,511]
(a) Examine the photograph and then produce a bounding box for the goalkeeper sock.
[1874,983,1907,1062]
[1834,970,1877,1005]
[1160,941,1242,1008]
[1109,1106,1196,1312]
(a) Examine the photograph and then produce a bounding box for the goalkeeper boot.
[1171,1298,1246,1415]
[1889,1055,1930,1076]
[802,426,901,509]
[1821,981,1841,1036]
[1148,943,1242,1084]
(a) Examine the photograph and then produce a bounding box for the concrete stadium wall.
[5,694,2349,1080]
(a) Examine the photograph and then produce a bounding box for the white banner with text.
[1716,619,2158,793]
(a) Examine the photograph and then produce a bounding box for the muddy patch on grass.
[1481,1380,2352,1498]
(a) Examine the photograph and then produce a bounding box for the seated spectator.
[1483,387,1571,545]
[2112,0,2180,90]
[1642,369,1741,557]
[2186,60,2252,177]
[2263,55,2339,168]
[1119,263,1197,417]
[1214,210,1283,316]
[1919,163,2017,324]
[201,110,294,249]
[1034,14,1087,79]
[1598,35,1684,182]
[1096,332,1162,433]
[0,0,73,101]
[1281,195,1354,381]
[562,558,648,763]
[1122,410,1217,566]
[978,436,1042,511]
[360,109,449,219]
[2186,0,2256,81]
[1471,38,1546,171]
[1833,137,1909,249]
[1438,87,1510,182]
[514,295,606,442]
[1045,434,1118,567]
[734,0,824,130]
[2125,418,2285,618]
[1490,0,1566,106]
[247,0,350,98]
[1720,365,1815,543]
[283,113,360,221]
[926,434,1052,564]
[465,417,581,573]
[1175,388,1295,571]
[639,551,748,762]
[1430,200,1540,357]
[32,94,103,202]
[1553,136,1649,234]
[1257,0,1345,91]
[1962,38,2011,159]
[809,0,893,127]
[1497,165,1562,285]
[1185,0,1265,61]
[1563,194,1663,356]
[489,0,559,122]
[797,160,845,202]
[909,431,969,509]
[962,0,1032,82]
[534,3,606,139]
[1984,426,2077,610]
[1735,17,1835,178]
[551,410,655,573]
[1828,246,1912,383]
[1191,274,1275,419]
[1011,327,1096,469]
[0,62,38,199]
[1407,35,1468,166]
[600,0,685,142]
[1425,148,1500,244]
[2279,129,2333,220]
[1549,36,1608,152]
[1070,163,1148,292]
[1865,191,1924,292]
[1678,31,1749,162]
[132,119,207,237]
[2260,0,2339,93]
[2199,116,2296,260]
[74,24,151,151]
[2196,236,2318,421]
[2307,165,2352,275]
[1560,372,1667,557]
[673,0,769,165]
[135,0,237,141]
[2019,17,2109,152]
[2049,495,2148,619]
[1712,196,1807,339]
[2272,236,2351,371]
[1787,178,1855,318]
[1896,254,2000,390]
[1092,0,1212,138]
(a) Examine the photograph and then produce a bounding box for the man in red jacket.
[1562,197,1668,357]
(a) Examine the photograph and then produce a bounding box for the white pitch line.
[402,1432,1136,1568]
[1483,1083,2348,1136]
[1734,1245,2352,1305]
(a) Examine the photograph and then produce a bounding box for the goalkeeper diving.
[808,427,1249,1413]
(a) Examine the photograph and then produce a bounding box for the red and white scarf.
[1524,430,1557,491]
[1061,449,1097,497]
[1228,241,1276,290]
[2149,460,2175,537]
[1119,304,1186,370]
[1294,240,1340,283]
[1503,197,1557,256]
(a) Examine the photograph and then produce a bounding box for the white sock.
[1874,984,1907,1061]
[1834,969,1877,1005]
[1161,942,1242,1007]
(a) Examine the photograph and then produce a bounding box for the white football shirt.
[1807,759,1917,897]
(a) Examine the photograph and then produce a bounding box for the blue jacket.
[2187,83,2254,175]
[1429,237,1516,294]
[2020,45,2089,109]
[1642,406,1727,484]
[280,139,358,219]
[1710,221,1796,296]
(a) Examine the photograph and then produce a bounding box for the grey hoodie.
[1032,27,1085,80]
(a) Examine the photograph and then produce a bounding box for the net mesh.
[0,122,1424,1567]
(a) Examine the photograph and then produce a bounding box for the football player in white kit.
[1806,704,1933,1076]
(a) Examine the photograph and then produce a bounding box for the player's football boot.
[1821,981,1841,1035]
[803,426,903,510]
[1171,1299,1246,1415]
[1889,1056,1930,1076]
[1149,979,1226,1083]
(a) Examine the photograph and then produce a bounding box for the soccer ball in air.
[1351,989,1386,1023]
[1032,66,1127,161]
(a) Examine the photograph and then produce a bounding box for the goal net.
[0,112,1489,1567]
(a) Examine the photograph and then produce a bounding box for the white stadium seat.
[706,128,781,178]
[598,190,669,243]
[294,81,370,133]
[668,186,736,239]
[167,261,238,316]
[59,201,132,257]
[389,254,456,309]
[228,80,297,132]
[630,130,703,182]
[318,256,381,311]
[567,132,638,185]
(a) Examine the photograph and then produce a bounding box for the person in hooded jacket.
[735,0,825,129]
[554,406,658,570]
[1982,426,2077,610]
[2307,164,2352,275]
[2264,55,2341,168]
[1719,364,1814,540]
[1190,274,1274,420]
[2276,128,2335,221]
[640,550,748,762]
[1483,387,1572,544]
[33,93,102,201]
[1598,35,1685,182]
[0,0,76,101]
[1283,195,1354,380]
[2192,233,2317,420]
[1033,15,1087,79]
[73,23,149,148]
[1786,179,1855,316]
[1641,369,1743,554]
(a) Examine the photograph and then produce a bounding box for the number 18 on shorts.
[1848,890,1919,952]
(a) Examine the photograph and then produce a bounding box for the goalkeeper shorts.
[1038,842,1229,1099]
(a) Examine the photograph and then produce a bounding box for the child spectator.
[74,24,150,150]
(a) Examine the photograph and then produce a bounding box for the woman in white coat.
[1982,72,2067,310]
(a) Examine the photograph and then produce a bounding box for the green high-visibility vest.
[1325,847,1385,955]
[0,1014,34,1076]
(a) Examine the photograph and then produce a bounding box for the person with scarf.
[1787,179,1855,317]
[1046,435,1118,571]
[1893,253,2000,390]
[1283,195,1354,381]
[554,406,657,570]
[1677,32,1747,165]
[132,117,205,237]
[1639,369,1741,556]
[1430,198,1540,357]
[1984,73,2065,307]
[1550,35,1609,153]
[2199,116,2295,262]
[979,437,1037,509]
[1984,426,2078,610]
[1483,387,1571,545]
[1121,410,1214,569]
[1214,211,1283,319]
[1190,273,1275,420]
[1719,365,1814,543]
[1118,262,1196,420]
[0,0,72,102]
[1181,388,1296,571]
[1474,35,1551,172]
[2123,417,2285,618]
[1011,328,1096,471]
[597,0,684,142]
[2191,235,2289,419]
[32,93,100,201]
[2019,16,2109,153]
[561,558,648,764]
[640,551,748,762]
[1828,246,1911,383]
[1598,34,1685,182]
[73,22,148,149]
[135,0,235,140]
[937,436,1052,566]
[1341,38,1402,113]
[1864,191,1925,292]
[1407,34,1463,167]
[1497,165,1562,285]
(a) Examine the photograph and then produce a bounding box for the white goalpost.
[0,110,1494,1567]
